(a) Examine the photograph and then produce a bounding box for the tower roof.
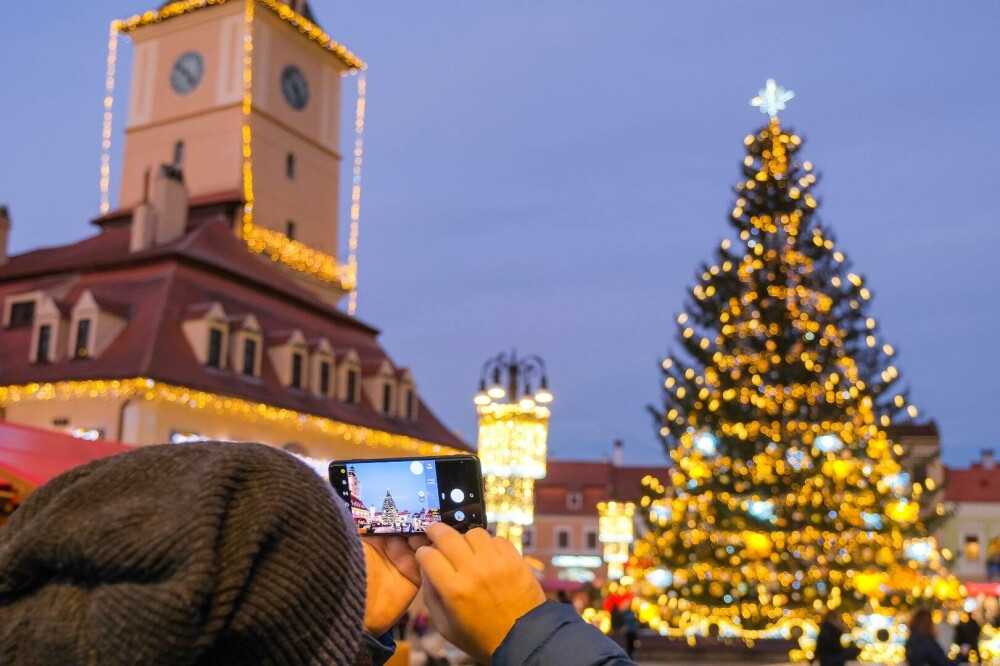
[124,0,365,71]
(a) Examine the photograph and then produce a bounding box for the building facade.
[524,442,665,589]
[942,450,1000,585]
[0,1,468,468]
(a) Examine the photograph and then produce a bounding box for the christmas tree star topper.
[750,78,795,119]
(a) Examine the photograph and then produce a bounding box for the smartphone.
[329,455,487,535]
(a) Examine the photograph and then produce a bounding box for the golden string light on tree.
[630,80,961,662]
[474,351,553,551]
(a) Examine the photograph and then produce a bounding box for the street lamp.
[598,501,635,581]
[475,350,552,551]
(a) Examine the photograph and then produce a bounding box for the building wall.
[942,501,1000,581]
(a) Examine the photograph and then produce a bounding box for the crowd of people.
[0,442,992,665]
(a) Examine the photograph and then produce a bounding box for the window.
[405,389,415,420]
[556,527,571,550]
[173,140,185,167]
[345,368,358,403]
[585,529,599,552]
[207,328,223,368]
[9,301,34,328]
[286,152,295,179]
[36,324,51,362]
[567,490,583,510]
[965,535,981,561]
[291,352,304,389]
[74,319,91,358]
[913,463,928,485]
[242,338,257,376]
[319,361,331,396]
[522,527,534,550]
[382,383,393,414]
[286,220,296,241]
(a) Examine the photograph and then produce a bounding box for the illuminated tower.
[112,1,364,304]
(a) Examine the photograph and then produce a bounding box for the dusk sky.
[1,2,997,466]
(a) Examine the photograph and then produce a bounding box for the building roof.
[887,421,940,438]
[536,459,670,515]
[0,220,468,452]
[943,463,1000,503]
[0,421,133,494]
[123,0,365,71]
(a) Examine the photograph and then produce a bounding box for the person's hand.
[415,523,546,663]
[362,535,429,636]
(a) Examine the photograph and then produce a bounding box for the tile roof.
[0,220,468,451]
[944,464,1000,503]
[535,460,671,514]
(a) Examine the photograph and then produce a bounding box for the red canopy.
[965,581,1000,597]
[0,422,133,499]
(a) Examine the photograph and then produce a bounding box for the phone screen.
[329,455,487,535]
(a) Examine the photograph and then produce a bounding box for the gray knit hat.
[0,442,366,665]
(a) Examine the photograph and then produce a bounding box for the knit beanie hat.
[0,442,366,665]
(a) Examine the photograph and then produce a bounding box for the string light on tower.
[346,70,368,315]
[98,20,121,214]
[474,351,552,551]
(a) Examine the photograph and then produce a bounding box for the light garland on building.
[0,378,459,456]
[102,1,365,296]
[99,20,121,214]
[346,71,367,315]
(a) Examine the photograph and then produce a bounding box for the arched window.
[173,140,185,167]
[286,152,295,179]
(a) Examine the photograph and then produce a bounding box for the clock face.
[171,51,204,95]
[281,65,309,111]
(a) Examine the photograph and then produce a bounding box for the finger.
[406,534,431,552]
[424,522,475,569]
[420,573,450,635]
[415,544,458,587]
[464,527,496,555]
[382,537,422,587]
[493,534,524,560]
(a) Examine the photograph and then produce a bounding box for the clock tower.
[116,0,363,304]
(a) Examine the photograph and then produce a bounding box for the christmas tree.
[380,489,399,524]
[633,81,960,650]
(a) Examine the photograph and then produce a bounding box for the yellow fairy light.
[98,20,121,214]
[346,71,368,315]
[0,378,458,456]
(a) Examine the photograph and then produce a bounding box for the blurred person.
[814,610,861,666]
[952,613,981,663]
[416,522,639,665]
[906,608,958,666]
[619,600,640,660]
[0,442,426,666]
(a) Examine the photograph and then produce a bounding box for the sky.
[1,2,998,467]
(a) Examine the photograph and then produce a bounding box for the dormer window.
[336,349,362,404]
[242,338,258,376]
[207,328,224,368]
[319,359,332,395]
[227,313,262,378]
[74,319,91,358]
[68,290,129,360]
[381,383,393,415]
[182,302,230,369]
[345,368,359,404]
[8,301,34,328]
[405,388,415,421]
[36,324,51,363]
[291,351,304,389]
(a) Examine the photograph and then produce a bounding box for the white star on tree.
[750,79,795,119]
